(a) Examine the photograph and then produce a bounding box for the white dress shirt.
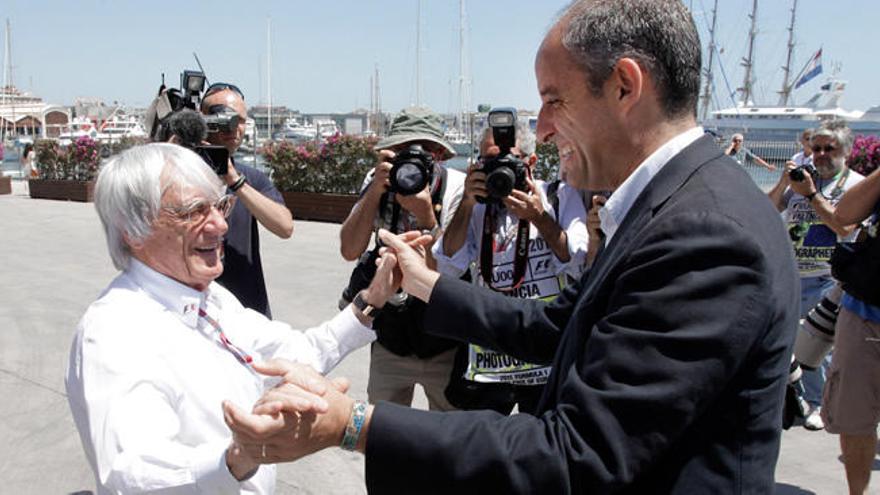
[599,127,704,243]
[65,259,375,494]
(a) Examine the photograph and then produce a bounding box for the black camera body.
[477,107,528,204]
[789,163,819,183]
[389,144,434,196]
[204,105,242,134]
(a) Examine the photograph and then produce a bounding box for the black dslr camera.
[789,163,819,182]
[477,107,528,204]
[389,144,434,196]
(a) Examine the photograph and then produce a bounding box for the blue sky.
[2,0,876,115]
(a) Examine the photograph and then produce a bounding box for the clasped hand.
[223,230,440,465]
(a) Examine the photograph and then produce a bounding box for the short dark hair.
[561,0,702,118]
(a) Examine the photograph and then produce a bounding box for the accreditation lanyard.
[198,308,254,366]
[480,204,530,292]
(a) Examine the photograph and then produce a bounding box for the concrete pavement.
[0,180,861,494]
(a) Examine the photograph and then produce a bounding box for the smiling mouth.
[194,242,222,254]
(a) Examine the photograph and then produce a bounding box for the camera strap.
[480,204,530,292]
[375,166,447,238]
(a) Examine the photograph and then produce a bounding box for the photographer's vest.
[464,180,565,386]
[784,168,860,277]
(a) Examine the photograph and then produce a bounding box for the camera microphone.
[163,109,207,148]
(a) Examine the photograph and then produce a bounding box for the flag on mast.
[795,49,823,89]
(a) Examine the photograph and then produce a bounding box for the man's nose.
[536,106,554,143]
[204,207,229,236]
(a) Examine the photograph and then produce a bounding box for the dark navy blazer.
[365,135,799,494]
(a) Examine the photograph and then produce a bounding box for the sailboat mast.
[777,0,798,106]
[2,19,11,141]
[699,0,718,121]
[415,0,422,107]
[458,0,465,135]
[267,17,272,141]
[739,0,758,106]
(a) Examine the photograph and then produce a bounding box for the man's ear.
[122,231,143,251]
[528,154,538,168]
[610,57,643,111]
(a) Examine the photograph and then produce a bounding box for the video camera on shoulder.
[389,144,434,196]
[789,163,818,183]
[477,107,528,204]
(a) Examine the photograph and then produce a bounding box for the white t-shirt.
[782,167,864,277]
[791,151,813,167]
[432,180,588,384]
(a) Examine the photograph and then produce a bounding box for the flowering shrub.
[33,135,145,181]
[69,136,102,180]
[262,134,379,194]
[534,141,560,182]
[848,135,880,176]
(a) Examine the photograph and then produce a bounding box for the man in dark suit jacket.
[222,1,799,493]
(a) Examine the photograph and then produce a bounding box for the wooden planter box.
[28,179,96,202]
[0,176,11,195]
[281,191,358,224]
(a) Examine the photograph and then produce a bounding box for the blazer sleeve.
[366,211,777,494]
[421,272,581,364]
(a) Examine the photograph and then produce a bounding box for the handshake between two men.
[222,228,436,470]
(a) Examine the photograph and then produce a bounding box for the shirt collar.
[598,126,704,243]
[125,258,207,328]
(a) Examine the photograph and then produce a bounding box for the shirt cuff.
[191,440,246,495]
[430,234,470,276]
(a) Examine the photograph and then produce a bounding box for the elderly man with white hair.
[65,143,401,494]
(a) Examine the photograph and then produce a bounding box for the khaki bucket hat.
[375,106,456,161]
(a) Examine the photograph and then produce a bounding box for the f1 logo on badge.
[533,258,551,274]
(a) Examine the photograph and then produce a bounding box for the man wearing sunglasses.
[768,120,864,430]
[66,143,402,493]
[200,82,293,318]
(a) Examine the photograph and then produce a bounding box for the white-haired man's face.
[131,182,231,291]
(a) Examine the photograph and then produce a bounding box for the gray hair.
[560,0,702,118]
[479,120,537,156]
[812,120,853,154]
[94,143,225,271]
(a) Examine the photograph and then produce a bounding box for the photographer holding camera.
[822,164,880,494]
[339,106,465,411]
[434,110,588,413]
[199,83,293,318]
[767,120,864,430]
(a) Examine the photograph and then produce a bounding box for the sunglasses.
[163,194,237,223]
[811,144,838,153]
[203,82,245,101]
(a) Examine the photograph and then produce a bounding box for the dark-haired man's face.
[535,26,615,191]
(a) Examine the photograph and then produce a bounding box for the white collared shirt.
[598,127,705,243]
[65,259,375,494]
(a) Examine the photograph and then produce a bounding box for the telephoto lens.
[793,284,842,369]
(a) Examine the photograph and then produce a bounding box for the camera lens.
[486,167,516,199]
[393,162,427,195]
[789,168,805,182]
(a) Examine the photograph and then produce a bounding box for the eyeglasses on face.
[203,82,245,101]
[163,194,237,223]
[811,144,838,153]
